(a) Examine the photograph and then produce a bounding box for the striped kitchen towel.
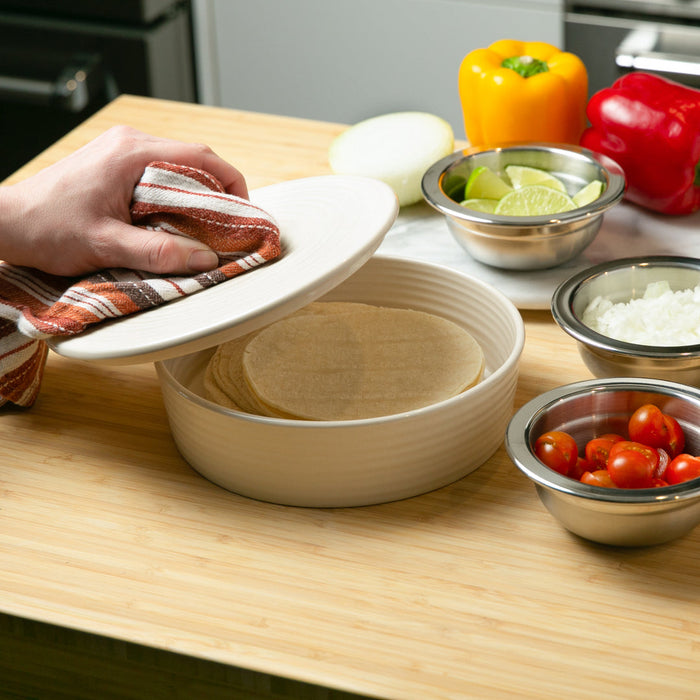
[0,160,281,407]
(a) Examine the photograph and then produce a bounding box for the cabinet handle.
[0,53,103,112]
[616,27,700,80]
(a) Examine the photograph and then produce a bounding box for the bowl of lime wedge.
[421,143,625,270]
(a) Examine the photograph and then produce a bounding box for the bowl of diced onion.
[552,256,700,385]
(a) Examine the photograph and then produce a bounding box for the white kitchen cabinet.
[193,0,563,136]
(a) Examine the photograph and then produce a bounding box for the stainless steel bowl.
[506,378,700,546]
[552,256,700,385]
[421,143,625,270]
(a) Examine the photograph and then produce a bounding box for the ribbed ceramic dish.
[156,255,525,507]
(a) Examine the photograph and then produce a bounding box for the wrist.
[0,183,30,266]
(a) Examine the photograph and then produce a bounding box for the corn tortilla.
[240,304,484,420]
[204,302,377,414]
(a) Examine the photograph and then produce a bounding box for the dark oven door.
[0,0,195,180]
[565,1,700,96]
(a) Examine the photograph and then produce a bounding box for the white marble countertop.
[377,200,700,309]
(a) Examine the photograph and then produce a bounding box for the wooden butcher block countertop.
[1,95,698,699]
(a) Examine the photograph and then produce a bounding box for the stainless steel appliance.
[565,0,700,95]
[0,0,196,180]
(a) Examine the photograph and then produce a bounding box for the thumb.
[98,222,220,275]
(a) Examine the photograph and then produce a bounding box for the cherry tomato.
[628,404,685,457]
[665,454,700,485]
[608,441,659,469]
[585,435,623,470]
[663,414,686,458]
[569,457,592,481]
[628,404,665,444]
[607,441,657,488]
[581,470,617,488]
[534,431,578,475]
[598,433,626,444]
[536,406,690,489]
[655,448,670,480]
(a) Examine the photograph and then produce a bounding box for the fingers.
[102,126,250,199]
[189,147,249,199]
[0,126,248,277]
[92,220,221,276]
[139,137,249,198]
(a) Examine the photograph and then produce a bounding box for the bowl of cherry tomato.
[505,377,700,546]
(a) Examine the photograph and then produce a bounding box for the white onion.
[328,112,454,207]
[582,281,700,345]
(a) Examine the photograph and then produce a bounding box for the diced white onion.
[582,281,700,345]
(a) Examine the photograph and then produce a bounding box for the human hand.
[0,125,249,276]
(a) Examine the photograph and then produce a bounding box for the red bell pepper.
[581,72,700,215]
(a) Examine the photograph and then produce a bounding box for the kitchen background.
[1,0,700,180]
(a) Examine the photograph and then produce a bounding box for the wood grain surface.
[1,96,699,699]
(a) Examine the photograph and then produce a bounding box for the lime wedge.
[573,179,605,207]
[465,166,513,200]
[460,198,499,213]
[494,185,577,216]
[505,165,567,192]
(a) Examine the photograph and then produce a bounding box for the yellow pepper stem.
[501,55,549,78]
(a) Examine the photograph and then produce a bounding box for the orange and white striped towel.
[0,161,281,407]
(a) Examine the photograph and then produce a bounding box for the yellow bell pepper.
[458,39,588,147]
